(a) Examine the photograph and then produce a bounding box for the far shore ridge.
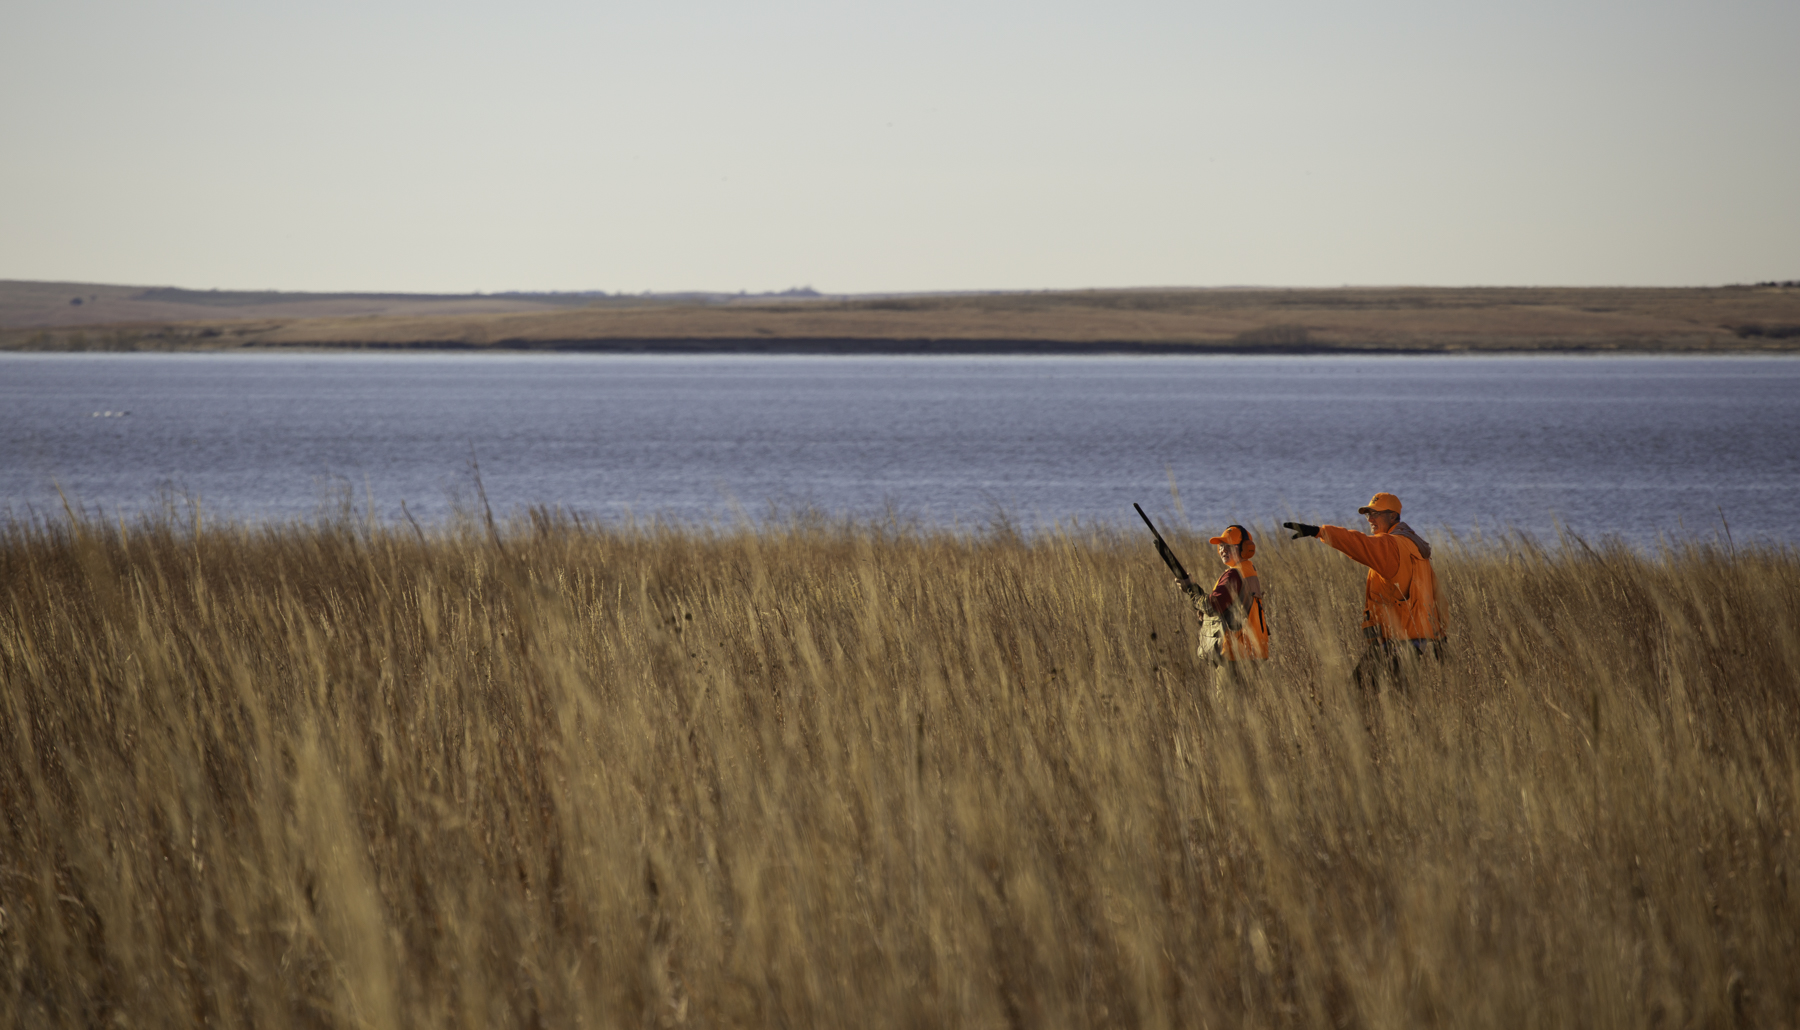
[4,281,1798,354]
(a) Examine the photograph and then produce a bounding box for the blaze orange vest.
[1362,536,1445,643]
[1197,558,1269,662]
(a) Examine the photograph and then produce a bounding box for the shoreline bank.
[7,334,1799,355]
[6,282,1798,354]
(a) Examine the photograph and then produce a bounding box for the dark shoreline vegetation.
[4,507,1797,1027]
[15,336,1798,356]
[6,282,1800,353]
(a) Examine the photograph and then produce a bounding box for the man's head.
[1357,492,1402,533]
[1209,525,1254,564]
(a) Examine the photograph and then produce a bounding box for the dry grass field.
[4,507,1796,1028]
[6,281,1799,352]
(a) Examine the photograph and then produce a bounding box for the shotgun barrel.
[1134,503,1191,584]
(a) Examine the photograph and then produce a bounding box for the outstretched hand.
[1282,521,1320,539]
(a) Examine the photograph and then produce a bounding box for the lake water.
[3,352,1797,548]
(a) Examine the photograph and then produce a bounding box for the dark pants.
[1353,637,1447,691]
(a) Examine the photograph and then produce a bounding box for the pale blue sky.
[3,0,1795,293]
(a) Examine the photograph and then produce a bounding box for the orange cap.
[1357,492,1403,515]
[1208,525,1255,559]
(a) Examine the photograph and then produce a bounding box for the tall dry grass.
[2,508,1797,1028]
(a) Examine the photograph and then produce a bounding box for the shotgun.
[1134,503,1192,587]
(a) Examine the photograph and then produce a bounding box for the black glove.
[1282,521,1320,539]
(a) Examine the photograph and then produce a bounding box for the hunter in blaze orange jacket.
[1186,525,1270,662]
[1283,492,1446,652]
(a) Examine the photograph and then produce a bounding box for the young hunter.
[1282,492,1446,687]
[1180,524,1270,666]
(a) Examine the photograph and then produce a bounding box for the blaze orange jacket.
[1317,524,1445,643]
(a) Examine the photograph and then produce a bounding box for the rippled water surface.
[3,352,1796,546]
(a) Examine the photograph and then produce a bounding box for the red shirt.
[1205,567,1244,617]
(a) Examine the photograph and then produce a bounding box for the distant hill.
[2,280,1796,354]
[0,281,829,331]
